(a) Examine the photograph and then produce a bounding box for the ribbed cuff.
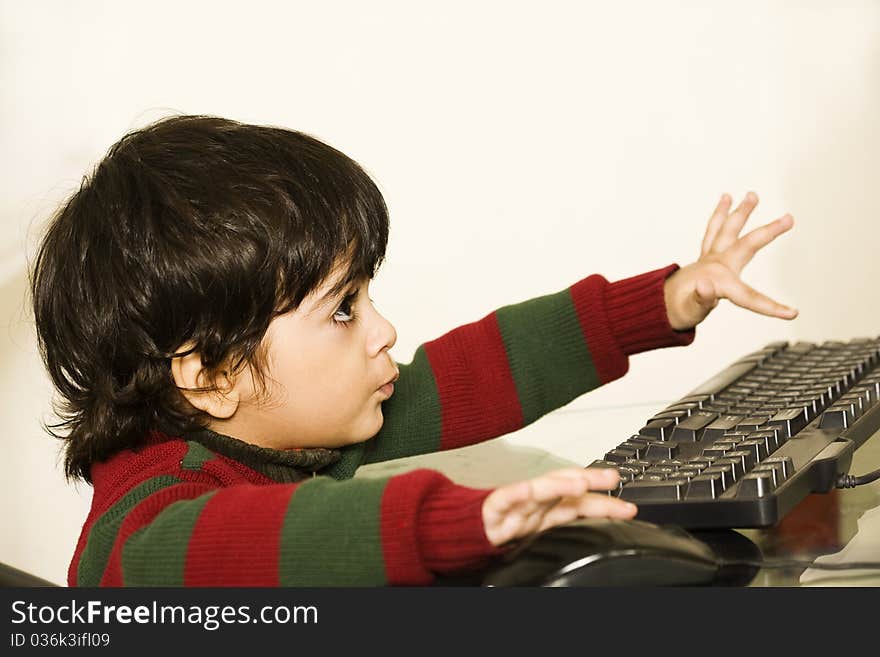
[417,480,505,574]
[605,264,696,356]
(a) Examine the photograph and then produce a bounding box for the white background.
[1,0,878,585]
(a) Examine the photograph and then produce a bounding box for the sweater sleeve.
[76,470,501,587]
[325,264,695,478]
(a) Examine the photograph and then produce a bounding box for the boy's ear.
[170,344,240,419]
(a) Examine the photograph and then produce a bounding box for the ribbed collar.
[179,425,342,484]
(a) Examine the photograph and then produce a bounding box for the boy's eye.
[332,292,358,325]
[334,300,353,321]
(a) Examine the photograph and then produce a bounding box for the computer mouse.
[481,518,720,587]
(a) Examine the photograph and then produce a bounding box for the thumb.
[694,278,719,311]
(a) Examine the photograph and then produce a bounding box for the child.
[30,115,797,586]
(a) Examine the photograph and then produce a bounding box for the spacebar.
[684,361,758,397]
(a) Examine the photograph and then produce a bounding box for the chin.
[332,411,384,447]
[358,408,385,443]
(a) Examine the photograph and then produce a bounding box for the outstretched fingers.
[701,194,732,256]
[484,468,639,545]
[525,467,619,504]
[710,191,760,253]
[539,493,637,531]
[717,276,798,320]
[726,214,794,271]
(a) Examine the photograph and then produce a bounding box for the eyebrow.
[311,282,359,316]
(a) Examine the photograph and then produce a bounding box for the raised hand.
[663,191,798,331]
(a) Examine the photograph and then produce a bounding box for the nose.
[367,306,397,357]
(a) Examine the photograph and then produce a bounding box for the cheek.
[279,340,367,402]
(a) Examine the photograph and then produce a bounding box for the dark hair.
[29,115,389,483]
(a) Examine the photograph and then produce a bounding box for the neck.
[174,424,342,483]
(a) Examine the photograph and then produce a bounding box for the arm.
[327,264,694,478]
[330,191,798,477]
[76,467,637,587]
[74,471,500,587]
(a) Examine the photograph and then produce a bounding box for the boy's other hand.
[663,191,798,331]
[482,467,637,547]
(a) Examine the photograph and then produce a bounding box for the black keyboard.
[588,338,880,529]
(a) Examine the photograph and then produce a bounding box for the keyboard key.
[685,474,725,499]
[713,457,744,481]
[811,387,833,407]
[736,472,776,498]
[683,458,711,471]
[837,395,864,419]
[701,415,746,442]
[859,380,880,401]
[620,439,648,459]
[604,449,635,464]
[819,404,853,429]
[738,438,769,463]
[724,449,757,472]
[850,385,876,406]
[791,398,819,420]
[675,468,699,481]
[645,465,676,477]
[739,345,786,364]
[655,459,684,468]
[770,408,810,437]
[619,479,687,502]
[735,414,773,433]
[644,441,680,460]
[749,429,784,451]
[702,442,733,459]
[680,394,715,407]
[639,418,677,441]
[752,464,781,486]
[663,401,701,417]
[670,411,719,442]
[616,466,641,481]
[764,421,791,441]
[649,410,688,424]
[701,465,733,489]
[763,456,794,479]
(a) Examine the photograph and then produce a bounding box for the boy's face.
[214,266,398,450]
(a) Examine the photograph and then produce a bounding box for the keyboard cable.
[835,467,880,489]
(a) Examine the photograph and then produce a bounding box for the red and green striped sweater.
[69,264,694,586]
